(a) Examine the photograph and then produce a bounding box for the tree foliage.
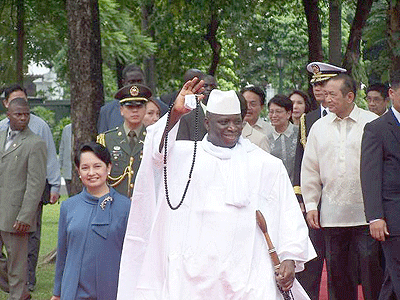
[2,0,399,101]
[0,0,155,99]
[363,0,394,84]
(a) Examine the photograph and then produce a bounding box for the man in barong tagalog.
[117,78,315,300]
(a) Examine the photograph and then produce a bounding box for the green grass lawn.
[0,197,65,300]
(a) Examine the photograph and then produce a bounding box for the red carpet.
[319,262,364,300]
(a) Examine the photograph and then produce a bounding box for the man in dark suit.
[177,74,216,141]
[0,98,47,299]
[293,62,346,300]
[97,84,151,198]
[97,64,146,133]
[361,69,400,299]
[160,68,204,107]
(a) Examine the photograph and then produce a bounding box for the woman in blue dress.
[51,142,130,300]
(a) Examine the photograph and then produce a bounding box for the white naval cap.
[206,90,241,115]
[307,62,347,83]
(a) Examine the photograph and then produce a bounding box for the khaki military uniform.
[97,125,146,198]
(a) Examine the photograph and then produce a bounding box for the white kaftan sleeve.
[117,114,180,300]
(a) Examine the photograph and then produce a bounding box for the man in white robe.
[117,78,315,300]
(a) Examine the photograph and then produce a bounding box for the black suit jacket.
[176,107,207,141]
[293,108,321,195]
[160,91,179,107]
[361,109,400,236]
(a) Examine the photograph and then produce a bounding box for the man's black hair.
[8,97,29,108]
[183,69,204,82]
[4,84,27,100]
[240,85,266,106]
[366,83,389,99]
[122,64,144,80]
[329,73,357,97]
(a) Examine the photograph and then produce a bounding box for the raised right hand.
[172,77,205,117]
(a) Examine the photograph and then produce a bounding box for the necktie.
[323,109,327,117]
[5,131,17,150]
[128,130,137,150]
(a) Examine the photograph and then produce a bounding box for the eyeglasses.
[247,101,262,108]
[268,109,287,115]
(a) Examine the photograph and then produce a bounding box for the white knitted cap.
[206,90,241,115]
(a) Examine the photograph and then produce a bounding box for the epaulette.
[103,127,119,134]
[97,127,119,146]
[97,133,106,147]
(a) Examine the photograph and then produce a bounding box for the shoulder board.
[103,127,119,134]
[97,133,106,146]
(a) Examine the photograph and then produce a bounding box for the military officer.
[97,84,151,198]
[293,62,347,300]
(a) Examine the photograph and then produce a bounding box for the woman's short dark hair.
[288,90,318,114]
[240,85,266,106]
[74,142,111,168]
[268,94,293,112]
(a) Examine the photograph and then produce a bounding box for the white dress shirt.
[320,105,330,117]
[301,105,378,227]
[392,106,400,123]
[4,127,20,150]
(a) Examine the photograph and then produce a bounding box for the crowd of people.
[0,61,399,300]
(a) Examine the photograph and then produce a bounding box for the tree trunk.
[66,0,104,195]
[303,0,323,100]
[329,0,342,66]
[342,0,374,75]
[204,11,221,76]
[116,57,124,89]
[16,0,24,85]
[141,0,156,92]
[303,0,324,63]
[388,0,400,72]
